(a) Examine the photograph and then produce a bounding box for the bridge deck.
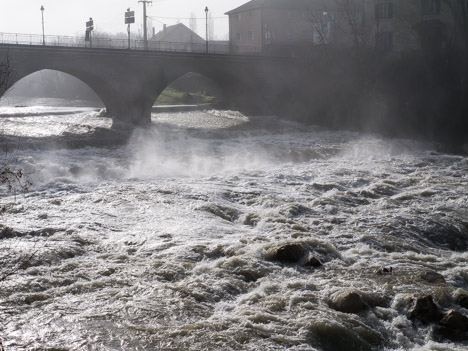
[0,32,261,56]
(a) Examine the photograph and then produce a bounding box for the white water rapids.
[0,99,467,350]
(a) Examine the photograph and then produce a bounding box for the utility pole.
[138,0,152,50]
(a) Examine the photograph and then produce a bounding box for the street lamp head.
[205,6,209,14]
[41,5,44,12]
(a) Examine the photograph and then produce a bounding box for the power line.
[147,15,227,20]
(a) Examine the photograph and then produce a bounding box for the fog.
[0,0,246,39]
[1,1,468,350]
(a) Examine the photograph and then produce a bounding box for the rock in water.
[330,290,366,314]
[271,243,305,263]
[435,310,468,342]
[439,310,468,331]
[301,254,322,267]
[453,289,468,309]
[419,270,446,284]
[408,295,443,323]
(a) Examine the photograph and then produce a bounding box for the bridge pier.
[105,95,153,126]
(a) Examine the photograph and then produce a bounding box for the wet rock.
[419,270,446,284]
[234,269,264,282]
[434,310,468,342]
[439,310,468,331]
[0,225,21,239]
[330,290,366,314]
[197,204,239,222]
[408,295,443,323]
[25,293,50,304]
[284,204,311,217]
[270,243,305,263]
[453,289,468,309]
[309,320,383,351]
[376,267,393,275]
[300,254,322,268]
[242,213,260,227]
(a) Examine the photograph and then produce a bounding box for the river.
[0,98,467,350]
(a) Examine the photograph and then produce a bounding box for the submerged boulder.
[419,270,446,285]
[270,243,305,263]
[330,290,366,314]
[435,310,468,342]
[300,254,322,268]
[453,289,468,309]
[408,295,443,324]
[439,310,468,331]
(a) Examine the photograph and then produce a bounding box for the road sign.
[125,11,135,24]
[86,19,94,31]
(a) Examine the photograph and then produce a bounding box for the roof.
[225,0,321,15]
[152,23,205,43]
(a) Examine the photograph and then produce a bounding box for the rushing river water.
[0,98,467,350]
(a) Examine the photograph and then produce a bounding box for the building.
[226,0,459,55]
[372,0,455,51]
[150,23,229,54]
[225,0,324,54]
[150,23,206,52]
[310,0,457,52]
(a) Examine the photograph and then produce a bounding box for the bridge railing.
[0,32,262,55]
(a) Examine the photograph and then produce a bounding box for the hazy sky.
[1,0,247,40]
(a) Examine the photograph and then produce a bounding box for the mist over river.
[0,99,467,350]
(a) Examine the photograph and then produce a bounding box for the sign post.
[86,18,94,47]
[125,9,135,50]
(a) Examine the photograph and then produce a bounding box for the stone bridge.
[0,44,308,125]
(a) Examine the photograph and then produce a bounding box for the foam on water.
[0,103,467,350]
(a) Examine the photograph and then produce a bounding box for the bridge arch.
[7,65,120,115]
[153,72,224,107]
[3,69,104,105]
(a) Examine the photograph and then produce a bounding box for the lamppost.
[205,6,209,53]
[40,5,45,45]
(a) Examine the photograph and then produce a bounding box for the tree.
[189,12,198,34]
[0,54,14,98]
[1,54,29,215]
[444,0,468,51]
[1,55,33,285]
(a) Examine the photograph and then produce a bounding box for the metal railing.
[0,32,263,55]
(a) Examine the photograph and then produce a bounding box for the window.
[313,22,331,44]
[376,31,393,51]
[422,0,441,15]
[236,13,242,20]
[236,32,242,42]
[375,2,393,20]
[249,31,254,41]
